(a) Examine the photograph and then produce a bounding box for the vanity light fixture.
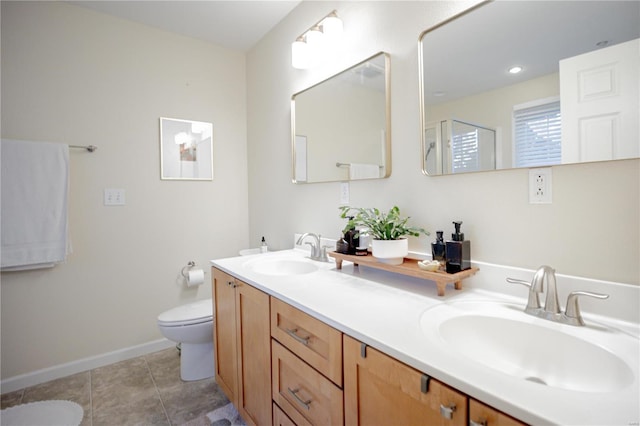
[291,10,343,69]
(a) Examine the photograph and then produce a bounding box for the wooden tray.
[328,251,478,296]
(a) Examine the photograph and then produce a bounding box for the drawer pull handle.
[285,328,310,346]
[439,403,456,420]
[470,419,487,426]
[287,387,311,410]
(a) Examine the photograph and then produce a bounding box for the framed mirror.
[292,52,391,183]
[419,1,639,176]
[160,117,213,180]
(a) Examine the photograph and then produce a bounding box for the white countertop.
[211,248,640,426]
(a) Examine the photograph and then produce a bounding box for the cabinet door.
[236,280,272,426]
[469,399,526,426]
[212,268,238,403]
[344,335,467,426]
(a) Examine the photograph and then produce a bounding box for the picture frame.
[160,117,213,180]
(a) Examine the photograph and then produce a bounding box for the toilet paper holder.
[181,261,196,278]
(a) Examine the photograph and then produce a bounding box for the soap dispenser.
[260,236,268,253]
[445,221,471,273]
[431,230,446,263]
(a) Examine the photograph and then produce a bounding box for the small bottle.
[260,236,268,253]
[445,221,471,273]
[431,230,446,263]
[355,226,369,256]
[343,216,359,255]
[336,237,349,254]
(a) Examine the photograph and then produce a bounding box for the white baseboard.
[0,339,175,394]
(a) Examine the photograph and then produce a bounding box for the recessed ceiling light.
[509,66,523,74]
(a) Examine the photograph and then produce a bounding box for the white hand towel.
[1,139,70,270]
[349,163,380,179]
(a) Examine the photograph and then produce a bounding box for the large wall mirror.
[419,1,639,176]
[292,52,391,183]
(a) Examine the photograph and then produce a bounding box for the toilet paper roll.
[186,269,205,287]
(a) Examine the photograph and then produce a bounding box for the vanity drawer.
[273,403,296,426]
[470,399,526,426]
[272,340,344,426]
[270,297,343,386]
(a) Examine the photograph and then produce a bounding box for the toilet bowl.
[157,298,215,381]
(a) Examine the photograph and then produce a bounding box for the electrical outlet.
[340,182,350,204]
[529,168,552,204]
[104,188,126,206]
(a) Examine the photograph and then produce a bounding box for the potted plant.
[339,206,429,265]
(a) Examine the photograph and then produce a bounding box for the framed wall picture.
[160,117,213,180]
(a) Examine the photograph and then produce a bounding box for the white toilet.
[157,298,215,381]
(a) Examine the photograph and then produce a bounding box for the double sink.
[230,249,639,423]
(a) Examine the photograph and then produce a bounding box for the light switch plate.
[340,182,350,204]
[104,188,125,206]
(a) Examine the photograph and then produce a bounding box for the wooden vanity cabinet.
[213,267,526,426]
[212,268,272,426]
[470,399,526,426]
[344,334,468,426]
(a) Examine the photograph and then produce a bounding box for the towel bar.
[69,144,97,152]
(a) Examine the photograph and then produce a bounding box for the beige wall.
[246,1,639,283]
[1,2,249,379]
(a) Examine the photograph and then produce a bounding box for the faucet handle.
[506,277,531,287]
[506,277,542,311]
[564,291,609,326]
[319,245,333,262]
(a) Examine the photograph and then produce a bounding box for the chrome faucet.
[507,265,609,326]
[296,233,330,262]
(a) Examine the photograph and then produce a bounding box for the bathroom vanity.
[211,249,639,426]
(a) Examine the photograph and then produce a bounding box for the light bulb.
[291,38,309,69]
[305,25,324,48]
[322,13,343,42]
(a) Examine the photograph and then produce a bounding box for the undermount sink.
[245,258,319,276]
[420,300,638,393]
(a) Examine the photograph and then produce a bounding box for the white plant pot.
[371,238,408,265]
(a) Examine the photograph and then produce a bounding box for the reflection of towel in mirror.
[349,163,380,179]
[1,139,70,270]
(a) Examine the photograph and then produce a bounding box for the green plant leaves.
[338,206,429,240]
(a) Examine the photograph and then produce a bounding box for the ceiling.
[70,1,301,52]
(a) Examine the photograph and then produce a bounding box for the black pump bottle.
[445,221,471,273]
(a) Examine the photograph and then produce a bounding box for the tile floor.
[0,347,230,425]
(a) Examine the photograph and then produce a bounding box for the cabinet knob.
[439,403,456,420]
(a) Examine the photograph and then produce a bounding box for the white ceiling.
[70,1,301,52]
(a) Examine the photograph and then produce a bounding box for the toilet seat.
[157,299,213,327]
